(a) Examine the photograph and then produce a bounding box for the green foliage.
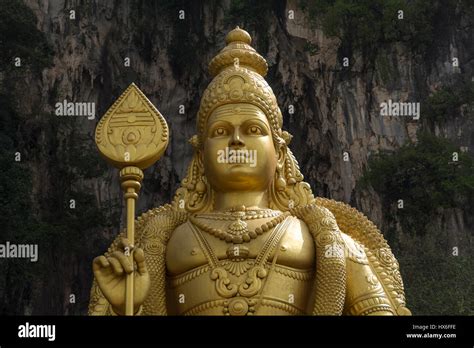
[422,79,474,123]
[300,0,438,54]
[0,128,110,314]
[57,128,108,180]
[0,2,114,308]
[0,147,42,300]
[359,134,474,314]
[359,133,474,236]
[397,231,474,315]
[0,150,33,234]
[0,87,34,236]
[0,0,53,72]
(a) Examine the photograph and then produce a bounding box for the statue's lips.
[223,163,257,175]
[220,160,257,169]
[225,163,254,169]
[227,163,252,168]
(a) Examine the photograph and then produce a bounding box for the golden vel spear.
[95,83,169,315]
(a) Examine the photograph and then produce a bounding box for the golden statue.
[89,27,411,316]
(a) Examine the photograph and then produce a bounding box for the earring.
[196,178,206,193]
[276,166,286,191]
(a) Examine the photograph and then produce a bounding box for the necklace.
[189,211,290,244]
[195,207,280,221]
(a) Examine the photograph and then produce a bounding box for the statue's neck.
[213,190,269,212]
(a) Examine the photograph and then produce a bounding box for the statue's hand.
[92,237,150,315]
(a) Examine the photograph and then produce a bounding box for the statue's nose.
[229,128,245,147]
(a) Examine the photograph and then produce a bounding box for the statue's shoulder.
[314,197,411,315]
[314,197,387,253]
[103,205,187,255]
[134,205,188,245]
[339,231,369,263]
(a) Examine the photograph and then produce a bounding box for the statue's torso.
[165,211,315,315]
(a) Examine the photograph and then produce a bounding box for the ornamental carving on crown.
[195,27,283,146]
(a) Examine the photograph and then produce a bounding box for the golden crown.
[196,27,283,144]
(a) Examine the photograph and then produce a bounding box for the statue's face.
[202,103,278,192]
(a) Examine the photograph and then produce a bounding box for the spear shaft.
[120,166,143,315]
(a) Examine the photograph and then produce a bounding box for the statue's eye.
[247,125,263,135]
[212,127,227,137]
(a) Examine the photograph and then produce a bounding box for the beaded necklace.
[189,206,290,244]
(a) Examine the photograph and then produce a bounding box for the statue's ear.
[196,148,204,169]
[277,145,286,169]
[276,131,292,168]
[189,134,204,167]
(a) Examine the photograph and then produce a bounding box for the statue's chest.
[165,216,315,276]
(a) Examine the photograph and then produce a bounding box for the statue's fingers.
[110,251,133,274]
[133,248,147,275]
[119,237,132,250]
[93,255,110,272]
[107,256,124,275]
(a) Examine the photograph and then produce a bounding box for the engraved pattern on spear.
[96,83,168,169]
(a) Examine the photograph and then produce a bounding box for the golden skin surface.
[202,103,278,195]
[166,213,315,276]
[164,103,316,315]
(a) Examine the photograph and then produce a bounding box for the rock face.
[0,0,472,314]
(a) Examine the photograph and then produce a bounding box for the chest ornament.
[189,208,290,244]
[187,215,294,315]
